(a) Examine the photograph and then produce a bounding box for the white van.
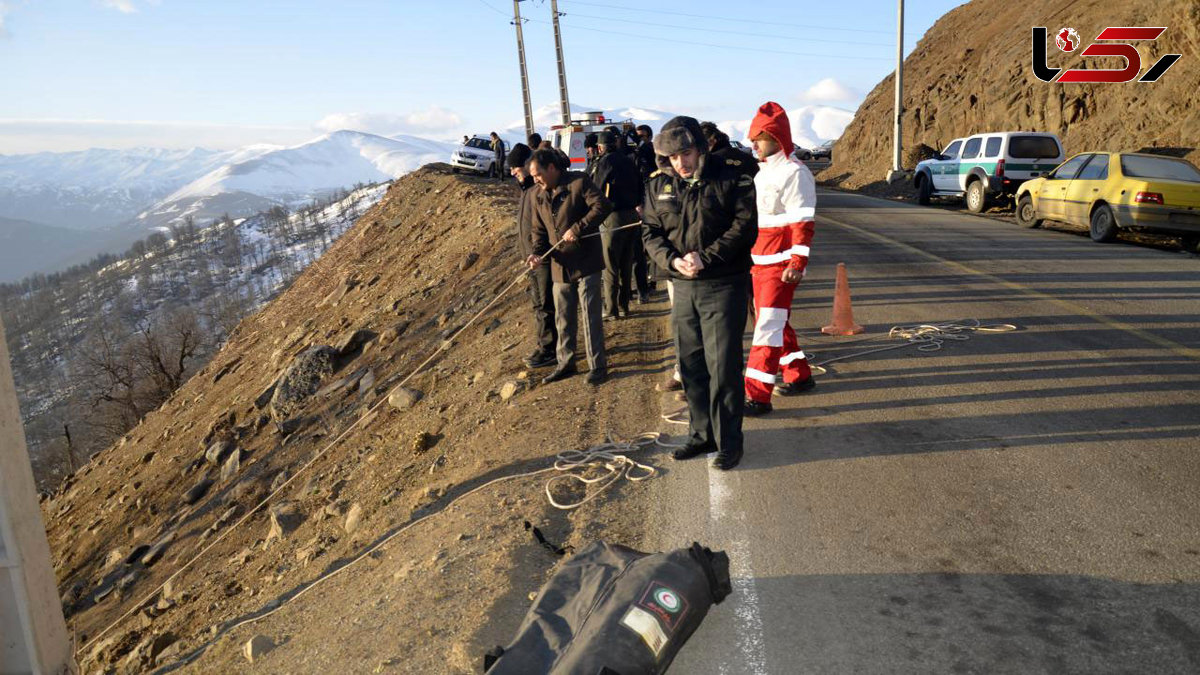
[914,132,1065,212]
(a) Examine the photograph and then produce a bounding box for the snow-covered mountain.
[719,104,856,152]
[136,130,454,228]
[0,146,273,230]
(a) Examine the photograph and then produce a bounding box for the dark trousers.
[672,274,749,454]
[601,211,638,316]
[527,264,556,356]
[633,237,652,296]
[553,272,606,372]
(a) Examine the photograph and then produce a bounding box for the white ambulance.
[545,112,637,171]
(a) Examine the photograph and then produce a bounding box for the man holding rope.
[593,130,643,321]
[526,148,613,386]
[642,116,757,470]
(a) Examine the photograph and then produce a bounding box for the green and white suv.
[914,132,1064,212]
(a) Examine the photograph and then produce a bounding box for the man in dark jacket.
[490,132,507,181]
[642,116,757,470]
[632,124,658,302]
[700,121,758,180]
[508,143,556,368]
[526,148,613,385]
[593,131,642,319]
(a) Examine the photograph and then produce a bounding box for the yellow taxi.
[1015,152,1200,250]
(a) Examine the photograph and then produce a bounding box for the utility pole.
[886,0,906,183]
[550,0,572,126]
[0,316,75,674]
[512,0,535,139]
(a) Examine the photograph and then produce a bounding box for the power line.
[473,0,511,17]
[558,0,922,37]
[526,17,892,61]
[560,10,896,48]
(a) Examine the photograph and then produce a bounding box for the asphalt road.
[645,189,1200,674]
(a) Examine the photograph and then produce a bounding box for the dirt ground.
[42,165,676,674]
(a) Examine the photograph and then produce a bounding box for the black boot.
[542,364,577,384]
[586,368,607,385]
[524,349,556,368]
[672,440,715,460]
[712,446,743,471]
[744,399,773,416]
[775,376,816,396]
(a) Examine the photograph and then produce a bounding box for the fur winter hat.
[653,116,705,158]
[507,143,532,169]
[597,131,618,149]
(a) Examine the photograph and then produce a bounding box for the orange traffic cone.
[822,262,864,335]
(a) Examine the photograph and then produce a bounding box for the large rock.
[334,329,378,357]
[270,345,337,422]
[205,439,234,466]
[267,503,302,543]
[388,387,423,410]
[244,635,275,663]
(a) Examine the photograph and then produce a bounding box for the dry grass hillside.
[42,165,674,673]
[820,0,1200,189]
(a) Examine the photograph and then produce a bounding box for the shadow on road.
[741,572,1200,673]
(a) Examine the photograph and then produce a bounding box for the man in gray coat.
[526,148,614,385]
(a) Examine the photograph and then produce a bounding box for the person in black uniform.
[593,131,643,320]
[508,143,556,368]
[641,116,757,470]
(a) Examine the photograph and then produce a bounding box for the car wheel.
[1089,204,1118,242]
[451,167,459,174]
[916,174,931,206]
[1180,234,1200,254]
[966,180,986,213]
[1016,194,1042,228]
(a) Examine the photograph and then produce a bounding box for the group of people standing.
[506,102,817,471]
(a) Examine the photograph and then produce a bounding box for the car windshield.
[465,138,492,150]
[1009,136,1060,159]
[1120,155,1200,183]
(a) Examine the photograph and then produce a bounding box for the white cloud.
[99,0,146,13]
[796,78,859,104]
[314,107,463,136]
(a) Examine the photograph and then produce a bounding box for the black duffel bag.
[484,541,731,675]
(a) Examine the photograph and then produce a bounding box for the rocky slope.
[41,165,672,673]
[820,0,1200,189]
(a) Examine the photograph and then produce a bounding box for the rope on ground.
[811,319,1017,368]
[160,429,673,670]
[82,221,648,656]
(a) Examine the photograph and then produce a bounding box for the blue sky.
[0,0,966,153]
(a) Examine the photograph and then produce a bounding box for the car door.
[933,139,963,191]
[1064,154,1109,225]
[1039,154,1091,220]
[953,137,983,192]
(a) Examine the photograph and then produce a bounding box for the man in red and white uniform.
[744,101,816,416]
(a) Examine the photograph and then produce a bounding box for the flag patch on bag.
[620,606,669,658]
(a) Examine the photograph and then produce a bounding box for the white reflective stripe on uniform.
[779,350,807,365]
[759,207,816,228]
[751,251,791,265]
[752,307,788,347]
[751,245,810,266]
[744,367,776,384]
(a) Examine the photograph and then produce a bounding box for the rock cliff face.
[820,0,1200,189]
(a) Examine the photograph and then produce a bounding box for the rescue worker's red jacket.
[747,102,816,274]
